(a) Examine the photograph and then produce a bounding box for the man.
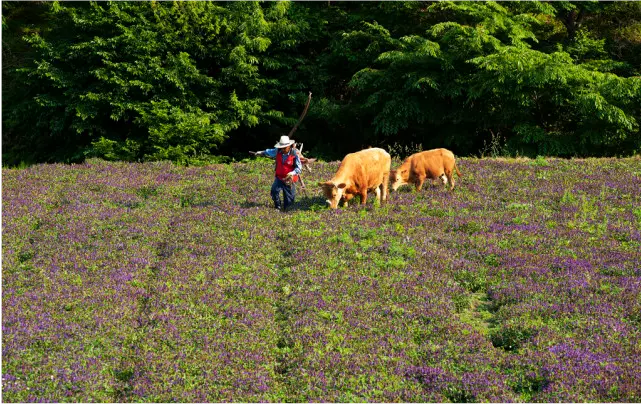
[251,135,303,211]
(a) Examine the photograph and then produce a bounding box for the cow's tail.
[454,160,462,177]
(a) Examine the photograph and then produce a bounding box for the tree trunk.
[565,9,586,40]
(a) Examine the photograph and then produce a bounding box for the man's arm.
[291,152,302,175]
[255,148,278,158]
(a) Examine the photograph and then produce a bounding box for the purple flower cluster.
[3,156,640,402]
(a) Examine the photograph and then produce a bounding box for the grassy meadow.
[2,156,641,402]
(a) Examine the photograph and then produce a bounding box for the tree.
[2,1,56,165]
[3,1,296,164]
[3,1,640,164]
[337,1,641,156]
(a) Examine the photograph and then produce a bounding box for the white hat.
[274,135,295,148]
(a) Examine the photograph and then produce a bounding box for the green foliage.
[345,1,640,157]
[469,47,640,156]
[3,1,641,165]
[3,1,302,164]
[454,267,488,293]
[490,324,534,352]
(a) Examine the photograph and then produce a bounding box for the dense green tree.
[2,1,640,165]
[3,1,302,164]
[341,1,641,156]
[2,1,55,164]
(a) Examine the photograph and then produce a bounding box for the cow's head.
[390,168,409,191]
[318,181,347,209]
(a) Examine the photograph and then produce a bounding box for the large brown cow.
[390,148,461,191]
[318,148,391,209]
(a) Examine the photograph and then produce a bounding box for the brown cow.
[318,148,391,209]
[390,148,461,192]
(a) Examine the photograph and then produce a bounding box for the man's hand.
[284,171,296,186]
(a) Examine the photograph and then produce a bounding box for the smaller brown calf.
[390,148,461,192]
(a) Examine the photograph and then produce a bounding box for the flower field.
[3,156,641,402]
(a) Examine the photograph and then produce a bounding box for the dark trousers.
[271,178,295,210]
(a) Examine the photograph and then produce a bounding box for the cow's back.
[334,148,391,188]
[360,147,391,172]
[357,148,390,188]
[334,148,390,178]
[411,149,454,176]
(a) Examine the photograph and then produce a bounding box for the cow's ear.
[317,182,325,187]
[337,183,347,189]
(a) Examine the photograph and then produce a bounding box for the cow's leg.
[381,172,390,202]
[415,175,426,192]
[381,171,389,202]
[445,169,455,190]
[374,187,381,204]
[343,194,354,207]
[360,190,368,205]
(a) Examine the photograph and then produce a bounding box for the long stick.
[287,91,312,138]
[289,92,312,197]
[299,176,308,197]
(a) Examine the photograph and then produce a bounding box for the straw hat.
[274,135,295,148]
